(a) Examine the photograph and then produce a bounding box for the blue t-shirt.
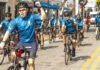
[35,14,42,28]
[76,19,84,30]
[49,18,56,27]
[95,16,100,24]
[62,18,76,32]
[7,13,41,43]
[0,19,12,30]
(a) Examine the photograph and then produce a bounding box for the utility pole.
[73,0,75,15]
[47,0,49,22]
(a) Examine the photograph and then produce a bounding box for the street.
[0,25,100,70]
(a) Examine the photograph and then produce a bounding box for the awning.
[34,1,59,10]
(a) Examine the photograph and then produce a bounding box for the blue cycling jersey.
[76,19,84,30]
[35,14,42,28]
[7,13,42,43]
[62,18,76,32]
[95,16,100,24]
[49,18,56,27]
[0,19,12,30]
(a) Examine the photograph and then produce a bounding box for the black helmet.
[63,10,70,17]
[17,1,29,9]
[5,12,11,17]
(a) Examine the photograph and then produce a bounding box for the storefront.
[0,2,6,22]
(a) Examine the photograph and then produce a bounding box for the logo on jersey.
[28,20,32,26]
[8,25,12,30]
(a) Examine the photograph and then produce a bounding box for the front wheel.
[0,48,6,65]
[65,45,70,65]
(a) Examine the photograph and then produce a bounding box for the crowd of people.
[0,1,100,70]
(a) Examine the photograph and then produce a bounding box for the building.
[85,0,96,11]
[0,0,17,22]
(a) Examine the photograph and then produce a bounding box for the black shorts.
[36,28,43,34]
[63,31,77,39]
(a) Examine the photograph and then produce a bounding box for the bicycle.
[48,27,56,44]
[77,29,83,47]
[0,30,18,65]
[7,46,31,70]
[0,42,11,65]
[35,28,44,49]
[64,32,76,65]
[96,24,100,40]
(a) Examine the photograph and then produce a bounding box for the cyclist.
[85,16,90,31]
[76,14,85,42]
[0,1,47,70]
[95,12,100,36]
[0,12,12,41]
[35,9,44,49]
[62,10,78,57]
[48,14,57,42]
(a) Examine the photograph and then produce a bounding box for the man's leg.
[28,58,35,70]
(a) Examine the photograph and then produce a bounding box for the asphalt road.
[0,25,100,70]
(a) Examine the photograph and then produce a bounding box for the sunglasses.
[18,8,27,12]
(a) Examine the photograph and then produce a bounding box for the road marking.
[90,55,100,70]
[80,47,100,70]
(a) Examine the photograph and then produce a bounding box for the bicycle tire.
[65,45,70,65]
[96,31,99,40]
[0,48,6,65]
[7,65,20,70]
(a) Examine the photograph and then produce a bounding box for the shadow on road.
[42,46,58,50]
[84,37,89,39]
[54,40,62,43]
[67,56,90,65]
[86,28,95,32]
[73,56,90,61]
[81,43,92,46]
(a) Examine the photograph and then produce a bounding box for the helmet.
[5,12,11,17]
[17,1,29,9]
[63,10,70,17]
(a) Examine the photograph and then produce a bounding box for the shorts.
[15,41,37,58]
[63,31,77,39]
[36,28,43,34]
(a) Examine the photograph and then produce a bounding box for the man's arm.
[35,1,47,20]
[2,31,10,42]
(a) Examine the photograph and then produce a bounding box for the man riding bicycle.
[62,10,78,57]
[0,1,47,70]
[95,12,100,35]
[76,14,85,40]
[0,12,12,41]
[48,14,57,43]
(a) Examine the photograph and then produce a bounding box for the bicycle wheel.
[49,33,51,44]
[0,48,6,65]
[7,46,12,62]
[96,31,99,40]
[7,65,20,70]
[8,66,14,70]
[65,45,70,65]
